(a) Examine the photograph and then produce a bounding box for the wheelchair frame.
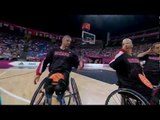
[105,88,150,105]
[30,77,82,105]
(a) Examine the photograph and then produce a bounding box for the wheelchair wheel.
[63,88,72,105]
[105,88,150,105]
[71,78,82,105]
[30,78,48,105]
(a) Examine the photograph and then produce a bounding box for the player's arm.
[72,53,84,70]
[34,50,53,84]
[137,48,152,58]
[109,50,124,70]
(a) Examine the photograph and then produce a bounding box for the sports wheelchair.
[30,77,82,105]
[105,74,160,105]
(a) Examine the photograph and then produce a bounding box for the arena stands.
[0,21,159,64]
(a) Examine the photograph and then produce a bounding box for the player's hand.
[78,60,84,70]
[34,75,40,84]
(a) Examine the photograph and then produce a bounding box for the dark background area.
[1,15,159,40]
[0,0,159,40]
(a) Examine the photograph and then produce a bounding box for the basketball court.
[0,67,118,105]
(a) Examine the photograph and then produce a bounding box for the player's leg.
[43,78,55,105]
[54,72,69,105]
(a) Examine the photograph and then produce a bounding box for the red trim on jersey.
[36,56,46,75]
[109,49,126,64]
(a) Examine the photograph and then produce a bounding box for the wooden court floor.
[0,68,118,105]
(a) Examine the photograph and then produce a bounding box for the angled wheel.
[105,88,150,105]
[71,78,82,105]
[30,78,48,105]
[63,88,72,105]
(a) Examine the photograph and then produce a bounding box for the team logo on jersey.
[54,51,70,57]
[149,57,160,60]
[127,58,140,63]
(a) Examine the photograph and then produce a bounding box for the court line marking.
[0,87,30,104]
[0,69,31,104]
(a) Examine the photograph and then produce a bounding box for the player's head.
[61,35,72,48]
[151,42,160,55]
[122,38,133,50]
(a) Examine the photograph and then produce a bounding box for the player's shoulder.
[148,53,157,57]
[50,47,60,51]
[68,49,78,55]
[113,49,126,57]
[142,54,150,58]
[68,49,74,53]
